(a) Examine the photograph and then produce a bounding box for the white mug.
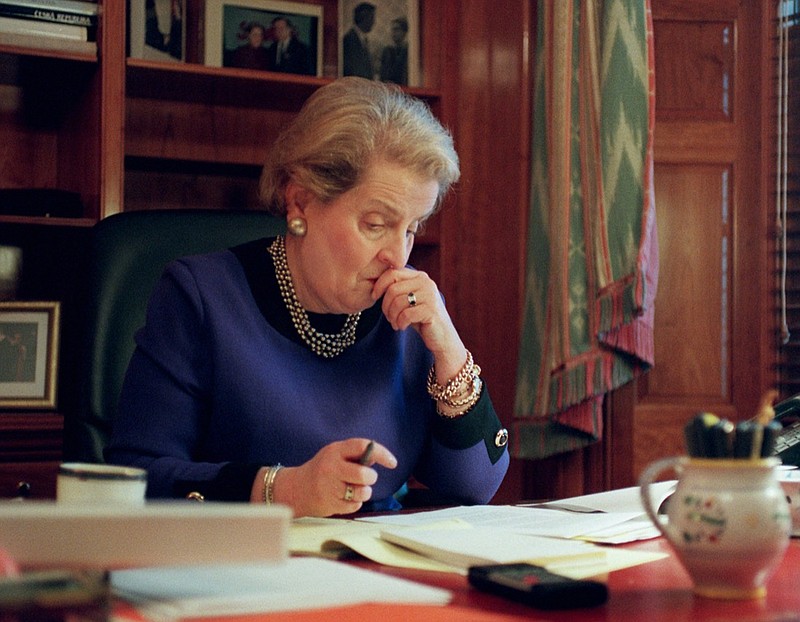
[57,462,147,505]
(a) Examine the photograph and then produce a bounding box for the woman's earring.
[288,217,307,237]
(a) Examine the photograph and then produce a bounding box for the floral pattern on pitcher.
[680,494,726,544]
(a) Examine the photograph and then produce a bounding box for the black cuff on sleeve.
[172,463,263,501]
[430,385,508,464]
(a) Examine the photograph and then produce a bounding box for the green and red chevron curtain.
[513,0,658,459]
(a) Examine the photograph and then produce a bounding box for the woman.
[106,77,509,517]
[229,22,270,71]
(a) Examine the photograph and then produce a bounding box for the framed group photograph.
[204,0,323,77]
[129,0,187,62]
[0,301,60,409]
[339,0,419,86]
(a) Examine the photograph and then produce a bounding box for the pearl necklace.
[268,236,361,358]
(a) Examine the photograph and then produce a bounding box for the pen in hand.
[358,440,375,465]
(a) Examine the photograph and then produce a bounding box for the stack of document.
[290,483,676,579]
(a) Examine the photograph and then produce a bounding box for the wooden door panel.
[650,163,731,401]
[653,20,734,121]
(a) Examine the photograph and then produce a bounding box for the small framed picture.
[339,0,419,86]
[204,0,323,76]
[129,0,187,62]
[0,301,60,409]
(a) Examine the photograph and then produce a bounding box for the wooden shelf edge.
[0,38,97,63]
[0,215,96,227]
[126,58,442,106]
[0,412,64,432]
[125,155,263,173]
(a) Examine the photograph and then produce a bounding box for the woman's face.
[285,158,439,315]
[248,26,265,47]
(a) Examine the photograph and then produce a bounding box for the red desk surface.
[118,538,800,622]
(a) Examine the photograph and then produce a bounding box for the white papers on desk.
[357,481,677,545]
[289,518,667,580]
[530,481,676,515]
[379,525,605,570]
[111,557,451,620]
[358,504,643,540]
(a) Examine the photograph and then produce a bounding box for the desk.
[161,538,800,622]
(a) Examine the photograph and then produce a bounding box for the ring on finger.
[344,484,355,502]
[407,292,417,307]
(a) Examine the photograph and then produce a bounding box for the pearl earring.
[288,217,307,237]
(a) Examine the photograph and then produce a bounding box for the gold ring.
[407,292,417,307]
[344,485,355,501]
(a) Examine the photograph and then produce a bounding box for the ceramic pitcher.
[640,456,791,599]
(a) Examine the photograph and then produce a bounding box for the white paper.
[379,525,606,570]
[358,504,643,539]
[529,481,677,514]
[111,557,451,620]
[356,482,677,544]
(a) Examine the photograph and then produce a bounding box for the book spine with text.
[0,15,87,40]
[0,3,98,29]
[0,0,97,16]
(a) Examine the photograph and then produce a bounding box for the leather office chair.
[63,209,286,463]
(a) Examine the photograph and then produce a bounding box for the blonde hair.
[259,77,460,215]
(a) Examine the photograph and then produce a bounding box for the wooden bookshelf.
[0,0,452,498]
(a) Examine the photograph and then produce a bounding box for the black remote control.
[468,563,608,610]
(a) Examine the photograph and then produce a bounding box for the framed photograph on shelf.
[339,0,419,86]
[129,0,187,62]
[204,0,323,76]
[0,301,60,409]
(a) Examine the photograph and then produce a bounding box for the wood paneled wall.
[442,0,772,503]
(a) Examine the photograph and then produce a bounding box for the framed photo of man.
[129,0,187,63]
[338,0,419,86]
[205,0,323,76]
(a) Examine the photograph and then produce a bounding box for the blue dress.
[106,238,509,508]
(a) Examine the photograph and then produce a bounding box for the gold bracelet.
[437,377,483,418]
[263,464,283,506]
[442,375,483,408]
[427,351,481,401]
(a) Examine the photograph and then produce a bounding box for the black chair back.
[64,209,286,462]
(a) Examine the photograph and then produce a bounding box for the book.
[0,15,87,40]
[0,0,97,15]
[0,1,98,29]
[0,30,95,54]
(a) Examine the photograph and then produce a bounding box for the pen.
[709,420,735,458]
[761,420,782,457]
[733,421,756,458]
[358,441,375,465]
[684,412,720,457]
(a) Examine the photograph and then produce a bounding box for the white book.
[0,0,98,16]
[0,14,86,40]
[0,30,95,54]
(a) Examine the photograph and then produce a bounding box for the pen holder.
[639,456,791,599]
